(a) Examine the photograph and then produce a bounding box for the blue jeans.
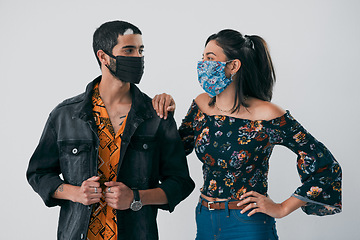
[195,198,279,240]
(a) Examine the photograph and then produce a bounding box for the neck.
[215,81,237,111]
[99,72,132,106]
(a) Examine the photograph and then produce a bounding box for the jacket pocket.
[129,135,157,152]
[59,142,92,185]
[120,136,159,188]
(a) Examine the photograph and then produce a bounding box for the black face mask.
[104,50,144,84]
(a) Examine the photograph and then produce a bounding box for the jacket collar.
[76,75,153,122]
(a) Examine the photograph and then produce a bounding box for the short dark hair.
[206,29,276,112]
[93,20,142,67]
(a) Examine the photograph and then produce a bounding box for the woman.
[153,29,341,239]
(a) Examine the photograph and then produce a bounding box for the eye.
[123,49,133,54]
[139,49,144,54]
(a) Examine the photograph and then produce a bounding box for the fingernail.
[160,115,163,118]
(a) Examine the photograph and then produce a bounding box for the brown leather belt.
[200,199,247,210]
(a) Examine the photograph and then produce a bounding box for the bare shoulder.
[195,93,211,112]
[248,98,286,121]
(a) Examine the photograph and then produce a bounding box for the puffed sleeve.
[268,111,342,216]
[178,100,198,155]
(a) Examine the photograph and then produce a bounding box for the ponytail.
[246,35,276,101]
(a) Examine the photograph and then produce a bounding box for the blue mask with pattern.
[197,60,234,97]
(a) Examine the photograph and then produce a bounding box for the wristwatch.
[130,189,142,211]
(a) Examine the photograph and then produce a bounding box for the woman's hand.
[152,93,176,119]
[237,191,306,218]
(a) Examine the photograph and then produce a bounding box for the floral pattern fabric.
[179,100,342,216]
[197,61,234,97]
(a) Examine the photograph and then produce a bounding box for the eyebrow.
[204,52,216,56]
[122,45,144,49]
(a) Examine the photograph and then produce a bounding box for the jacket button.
[143,144,148,150]
[80,233,84,239]
[72,148,78,154]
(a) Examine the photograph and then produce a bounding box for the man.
[27,20,195,240]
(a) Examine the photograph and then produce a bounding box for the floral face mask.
[197,60,234,97]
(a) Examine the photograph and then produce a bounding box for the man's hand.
[74,176,102,205]
[104,181,134,210]
[152,93,176,120]
[53,176,102,205]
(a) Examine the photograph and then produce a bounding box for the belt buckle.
[207,201,215,211]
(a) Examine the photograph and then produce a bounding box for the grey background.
[1,0,359,239]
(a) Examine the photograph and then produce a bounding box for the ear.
[230,59,241,74]
[97,50,109,66]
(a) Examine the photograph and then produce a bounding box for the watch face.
[130,201,142,211]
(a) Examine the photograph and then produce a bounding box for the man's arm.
[103,181,168,210]
[53,176,102,206]
[155,114,195,212]
[27,115,65,207]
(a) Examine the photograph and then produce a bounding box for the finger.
[91,182,101,187]
[152,95,159,114]
[237,197,256,206]
[247,207,260,217]
[104,181,123,187]
[240,191,260,199]
[167,105,175,112]
[163,95,173,119]
[87,197,100,205]
[104,192,114,199]
[85,187,102,196]
[91,187,104,195]
[91,193,103,199]
[87,176,100,182]
[83,182,100,190]
[105,186,113,194]
[240,202,258,214]
[158,96,165,118]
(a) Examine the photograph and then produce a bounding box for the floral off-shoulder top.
[179,100,342,216]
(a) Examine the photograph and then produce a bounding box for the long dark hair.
[206,29,276,112]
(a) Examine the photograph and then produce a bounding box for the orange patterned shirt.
[87,83,127,240]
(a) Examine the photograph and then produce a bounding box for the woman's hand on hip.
[237,191,294,218]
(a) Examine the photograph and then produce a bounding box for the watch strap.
[132,189,140,201]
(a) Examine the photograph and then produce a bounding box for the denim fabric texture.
[195,198,278,240]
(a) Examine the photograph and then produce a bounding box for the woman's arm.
[237,191,306,218]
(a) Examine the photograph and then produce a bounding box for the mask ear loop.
[102,50,117,76]
[102,49,116,59]
[226,59,238,80]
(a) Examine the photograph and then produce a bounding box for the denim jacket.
[27,76,195,240]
